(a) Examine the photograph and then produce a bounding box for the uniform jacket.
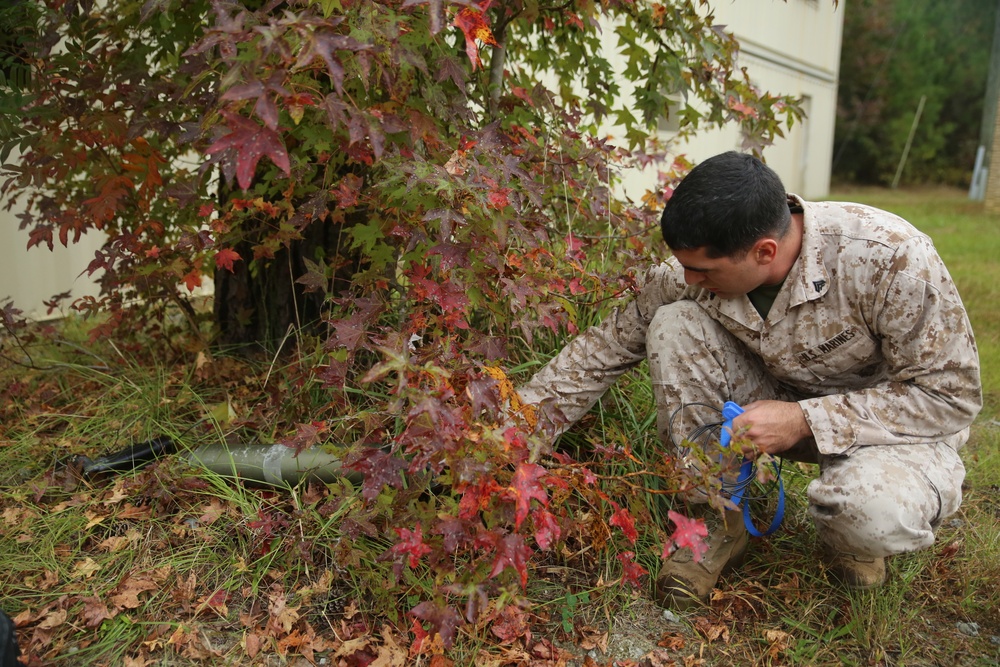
[519,195,982,456]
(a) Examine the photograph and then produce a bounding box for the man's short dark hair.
[660,151,791,258]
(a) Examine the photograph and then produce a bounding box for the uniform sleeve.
[799,236,982,455]
[518,261,687,432]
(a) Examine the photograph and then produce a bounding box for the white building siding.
[0,160,104,321]
[620,0,845,201]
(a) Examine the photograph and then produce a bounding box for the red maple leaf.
[279,420,328,454]
[509,462,548,529]
[432,516,471,554]
[531,508,560,550]
[214,248,242,273]
[391,523,433,568]
[728,97,760,119]
[454,4,499,70]
[27,226,53,251]
[182,269,202,292]
[490,604,530,644]
[409,601,463,648]
[487,186,510,210]
[608,503,639,544]
[331,173,363,207]
[664,510,710,562]
[489,533,532,588]
[617,551,648,588]
[343,448,407,501]
[409,617,430,657]
[458,475,503,519]
[82,175,133,227]
[204,110,291,190]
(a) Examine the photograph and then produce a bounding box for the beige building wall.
[0,215,104,321]
[619,0,845,201]
[0,168,104,320]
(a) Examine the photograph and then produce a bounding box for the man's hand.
[731,400,812,457]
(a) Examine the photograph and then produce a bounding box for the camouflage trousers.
[646,301,965,558]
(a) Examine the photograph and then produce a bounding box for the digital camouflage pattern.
[519,195,981,556]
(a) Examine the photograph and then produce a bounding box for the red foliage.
[608,502,639,545]
[453,2,499,70]
[204,110,291,190]
[214,248,242,272]
[391,523,434,568]
[509,462,549,529]
[616,551,649,588]
[664,510,710,562]
[0,0,803,651]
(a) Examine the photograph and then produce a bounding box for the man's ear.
[753,238,778,265]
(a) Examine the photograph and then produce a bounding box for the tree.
[1,0,801,641]
[833,0,997,186]
[2,0,797,350]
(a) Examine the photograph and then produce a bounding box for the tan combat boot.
[654,509,748,609]
[822,549,887,589]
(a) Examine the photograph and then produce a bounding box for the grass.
[1,186,998,666]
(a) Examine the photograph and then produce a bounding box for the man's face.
[671,246,769,299]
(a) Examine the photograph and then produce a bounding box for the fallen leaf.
[73,557,101,579]
[369,625,407,667]
[98,535,131,552]
[268,592,301,635]
[195,589,229,618]
[333,636,372,659]
[644,648,681,666]
[116,503,152,520]
[692,616,729,643]
[491,604,529,645]
[37,608,67,630]
[80,596,117,628]
[577,625,608,653]
[175,571,197,603]
[244,631,261,659]
[763,628,791,660]
[35,570,59,591]
[110,576,160,610]
[657,631,686,650]
[198,499,226,525]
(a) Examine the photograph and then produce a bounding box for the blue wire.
[720,401,784,536]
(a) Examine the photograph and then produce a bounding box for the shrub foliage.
[1,0,800,646]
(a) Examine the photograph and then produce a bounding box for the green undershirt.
[747,280,784,319]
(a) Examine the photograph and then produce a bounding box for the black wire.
[666,401,784,504]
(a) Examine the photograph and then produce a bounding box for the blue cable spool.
[719,401,785,537]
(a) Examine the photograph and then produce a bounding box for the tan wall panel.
[0,201,103,320]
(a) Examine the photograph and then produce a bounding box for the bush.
[1,0,800,646]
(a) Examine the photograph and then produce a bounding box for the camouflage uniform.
[520,195,981,558]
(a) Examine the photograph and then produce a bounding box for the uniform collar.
[785,194,830,307]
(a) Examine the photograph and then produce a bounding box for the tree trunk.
[213,211,362,352]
